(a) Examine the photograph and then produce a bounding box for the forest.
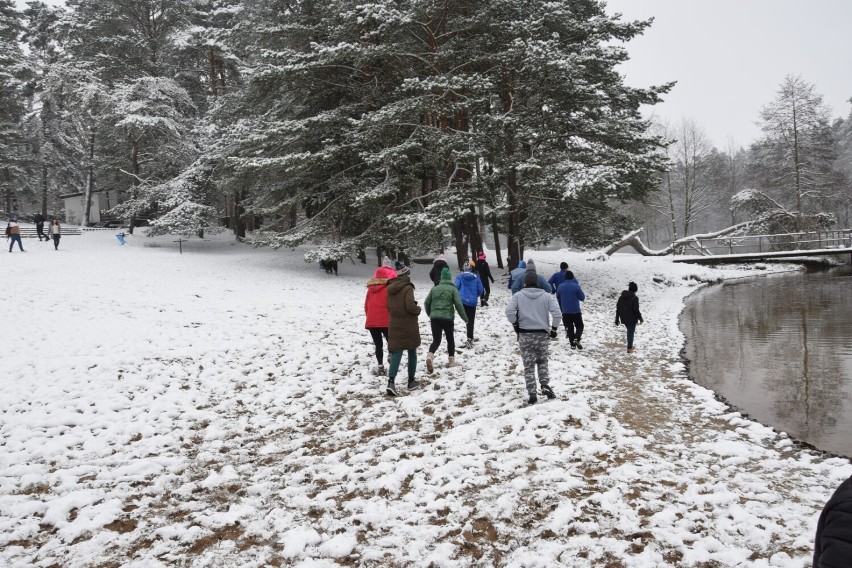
[1,0,850,269]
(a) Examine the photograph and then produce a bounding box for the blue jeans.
[8,234,23,251]
[388,349,417,380]
[625,323,636,349]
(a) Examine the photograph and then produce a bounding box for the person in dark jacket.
[455,261,484,349]
[475,251,495,306]
[814,473,852,568]
[364,260,397,375]
[548,262,570,293]
[386,262,421,395]
[555,271,586,349]
[615,281,643,353]
[34,213,48,241]
[424,267,468,373]
[429,254,449,287]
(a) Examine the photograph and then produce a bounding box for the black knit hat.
[628,281,638,292]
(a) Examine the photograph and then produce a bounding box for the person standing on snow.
[510,258,549,294]
[429,254,449,287]
[34,213,48,242]
[49,218,62,250]
[386,261,421,395]
[813,473,852,567]
[555,271,586,349]
[455,261,484,349]
[6,216,24,253]
[615,281,644,353]
[424,267,468,373]
[548,262,571,294]
[505,271,562,405]
[475,251,495,307]
[364,259,397,375]
[508,260,527,294]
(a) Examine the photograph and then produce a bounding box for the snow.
[1,229,849,567]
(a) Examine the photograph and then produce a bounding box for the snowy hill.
[1,230,848,567]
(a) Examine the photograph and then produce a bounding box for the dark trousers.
[463,305,476,340]
[368,328,388,365]
[625,323,636,349]
[561,313,584,344]
[36,223,47,240]
[52,234,60,250]
[480,278,491,303]
[429,318,456,356]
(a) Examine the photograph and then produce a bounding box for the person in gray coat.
[505,271,562,405]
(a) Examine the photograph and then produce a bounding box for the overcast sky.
[16,0,852,150]
[604,0,852,149]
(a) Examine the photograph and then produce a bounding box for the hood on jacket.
[366,277,389,288]
[388,275,413,296]
[517,260,526,268]
[372,266,397,280]
[519,287,547,299]
[458,271,478,281]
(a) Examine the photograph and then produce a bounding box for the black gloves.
[513,323,520,334]
[549,327,558,339]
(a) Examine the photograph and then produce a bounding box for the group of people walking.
[5,214,62,252]
[365,253,643,403]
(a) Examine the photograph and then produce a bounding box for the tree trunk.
[41,165,48,218]
[506,168,521,270]
[234,189,246,239]
[490,212,503,269]
[128,137,140,235]
[83,130,95,226]
[452,218,466,270]
[465,206,482,260]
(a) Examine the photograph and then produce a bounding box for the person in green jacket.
[424,267,468,373]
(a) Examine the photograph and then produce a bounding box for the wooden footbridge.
[671,229,852,264]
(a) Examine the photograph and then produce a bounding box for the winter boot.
[386,379,398,396]
[377,364,386,375]
[426,352,434,374]
[541,385,556,399]
[447,356,459,368]
[575,341,583,350]
[407,378,421,391]
[464,338,474,349]
[527,393,537,405]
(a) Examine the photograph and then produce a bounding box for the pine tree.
[0,0,30,213]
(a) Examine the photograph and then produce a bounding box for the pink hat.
[477,252,485,260]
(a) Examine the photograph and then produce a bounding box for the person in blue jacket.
[510,259,549,294]
[455,261,484,349]
[508,260,526,293]
[548,262,570,293]
[555,271,586,349]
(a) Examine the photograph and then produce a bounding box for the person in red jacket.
[364,260,397,374]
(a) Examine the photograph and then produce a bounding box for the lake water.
[680,264,852,457]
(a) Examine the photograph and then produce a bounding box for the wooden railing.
[674,229,852,256]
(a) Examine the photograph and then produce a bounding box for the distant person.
[548,262,571,293]
[429,254,449,287]
[364,259,397,375]
[34,213,48,242]
[615,281,644,353]
[813,473,852,567]
[386,261,421,395]
[508,260,526,293]
[510,259,549,294]
[556,271,586,349]
[474,251,495,306]
[6,216,24,253]
[320,259,338,275]
[49,218,61,251]
[455,261,484,349]
[505,271,562,405]
[424,267,468,373]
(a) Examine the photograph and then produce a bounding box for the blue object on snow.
[115,233,126,245]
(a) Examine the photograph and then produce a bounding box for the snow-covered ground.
[1,229,849,567]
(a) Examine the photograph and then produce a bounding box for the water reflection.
[681,265,852,457]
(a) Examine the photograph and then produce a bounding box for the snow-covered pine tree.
[0,0,31,213]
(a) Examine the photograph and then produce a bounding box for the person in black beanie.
[813,473,852,567]
[615,281,643,353]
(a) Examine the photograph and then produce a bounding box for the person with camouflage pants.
[505,271,562,405]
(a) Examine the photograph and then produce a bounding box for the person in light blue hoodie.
[508,260,527,293]
[455,261,484,349]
